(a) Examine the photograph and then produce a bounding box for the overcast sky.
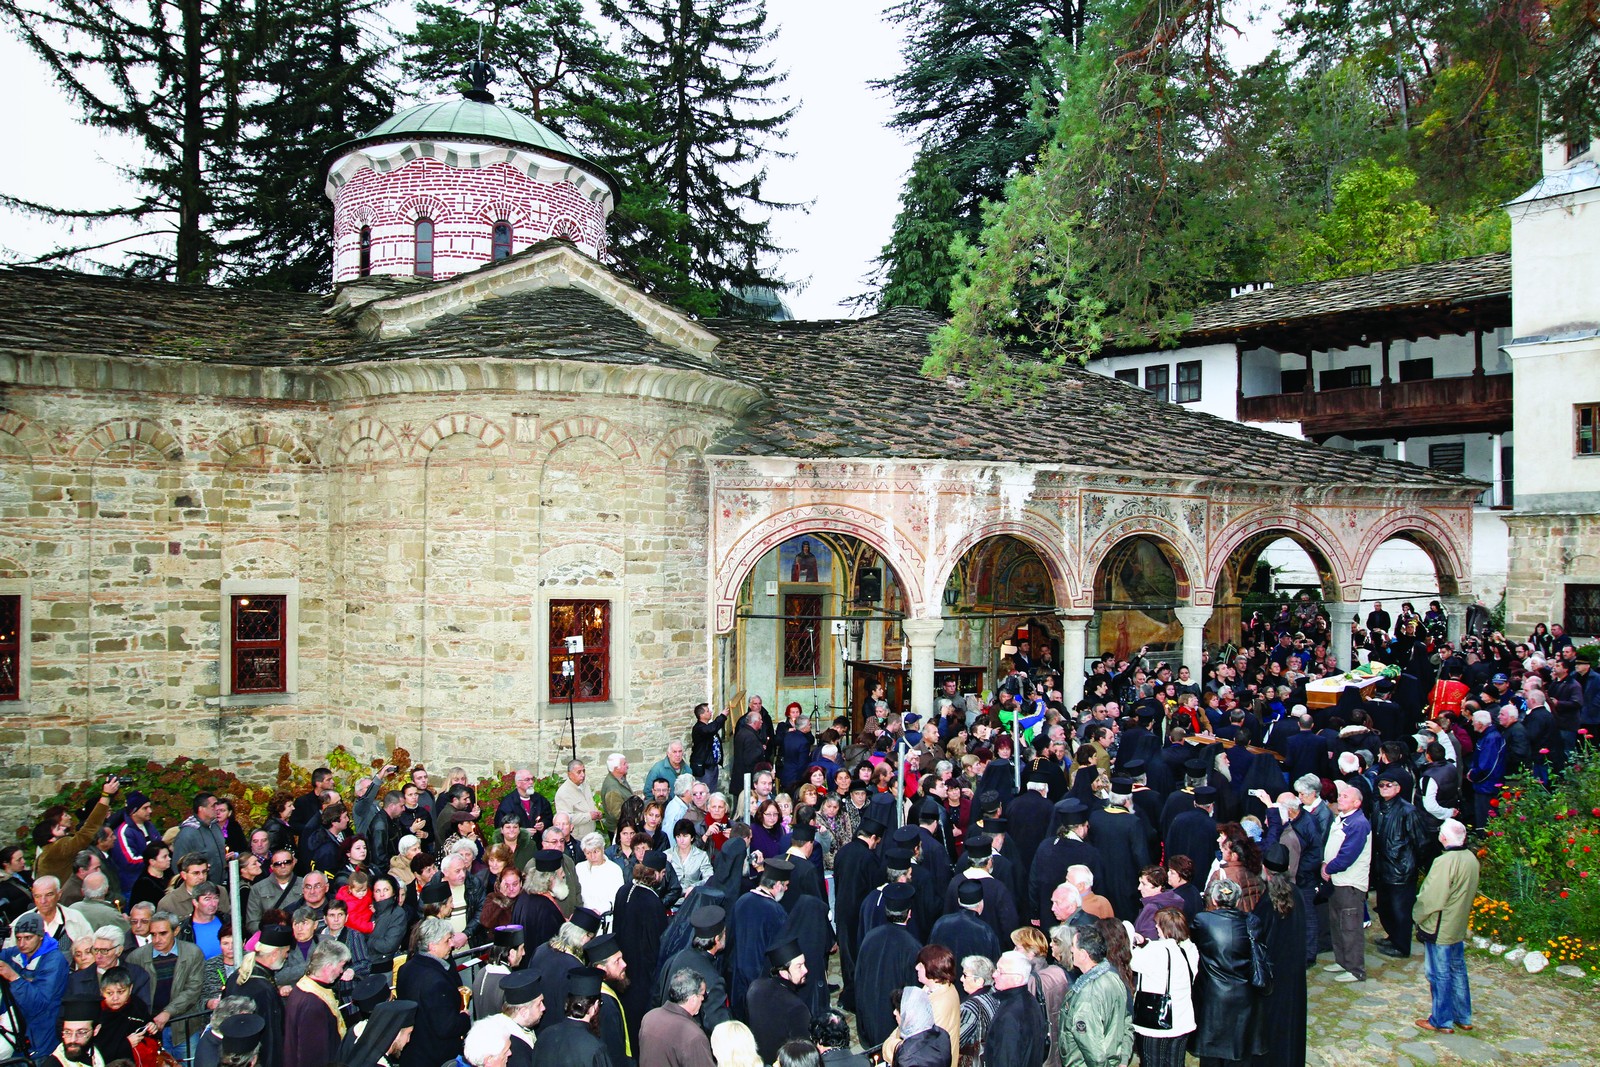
[0,0,1279,320]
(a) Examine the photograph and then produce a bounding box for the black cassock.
[729,890,787,1017]
[1027,834,1103,920]
[784,853,826,903]
[927,908,1002,965]
[832,839,883,1002]
[941,872,1016,947]
[746,976,812,1063]
[779,892,835,1019]
[525,944,585,1031]
[910,861,945,940]
[221,964,284,1067]
[612,881,668,1052]
[655,945,729,1032]
[1252,892,1308,1067]
[956,851,1027,929]
[531,1017,614,1067]
[521,893,566,952]
[600,987,632,1067]
[853,921,921,1047]
[1158,788,1198,838]
[1163,809,1218,881]
[1086,806,1151,922]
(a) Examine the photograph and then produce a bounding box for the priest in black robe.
[745,938,813,1063]
[1086,780,1151,921]
[588,935,634,1067]
[942,836,1017,945]
[1004,785,1054,916]
[221,925,290,1067]
[1163,786,1219,878]
[611,854,669,1053]
[927,880,1003,964]
[524,850,570,950]
[655,906,730,1033]
[525,911,597,1031]
[729,858,791,1017]
[1027,801,1102,920]
[780,824,826,903]
[778,890,834,1018]
[832,819,886,1008]
[1253,848,1308,1067]
[532,966,614,1067]
[852,883,921,1047]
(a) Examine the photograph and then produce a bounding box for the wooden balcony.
[1237,372,1512,441]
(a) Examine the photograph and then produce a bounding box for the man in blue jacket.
[0,912,69,1055]
[1465,710,1506,829]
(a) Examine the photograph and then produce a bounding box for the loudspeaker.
[857,568,882,603]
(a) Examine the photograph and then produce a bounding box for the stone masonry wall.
[0,379,724,834]
[1505,513,1600,637]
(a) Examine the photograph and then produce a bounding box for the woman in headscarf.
[342,998,417,1067]
[888,987,953,1067]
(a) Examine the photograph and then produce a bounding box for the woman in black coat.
[1251,861,1307,1067]
[1189,878,1264,1067]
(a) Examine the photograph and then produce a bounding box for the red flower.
[1561,890,1570,898]
[1592,807,1600,817]
[1489,797,1499,807]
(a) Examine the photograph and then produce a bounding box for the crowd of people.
[0,606,1594,1067]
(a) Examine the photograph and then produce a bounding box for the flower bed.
[1472,756,1600,975]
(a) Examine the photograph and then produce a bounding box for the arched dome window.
[492,221,512,262]
[414,217,434,279]
[358,226,372,277]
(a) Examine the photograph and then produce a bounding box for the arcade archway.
[1209,528,1342,653]
[1091,535,1192,660]
[939,533,1067,700]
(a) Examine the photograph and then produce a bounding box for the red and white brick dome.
[325,95,620,285]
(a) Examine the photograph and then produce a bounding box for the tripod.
[0,978,33,1062]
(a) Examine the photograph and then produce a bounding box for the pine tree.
[0,0,391,286]
[866,149,961,315]
[217,0,394,290]
[598,0,797,311]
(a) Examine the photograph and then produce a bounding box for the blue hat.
[125,791,151,812]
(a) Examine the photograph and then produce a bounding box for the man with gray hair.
[462,1015,516,1067]
[1321,781,1371,982]
[69,870,126,936]
[66,923,152,1008]
[662,773,697,833]
[1413,819,1481,1034]
[282,939,351,1067]
[639,969,714,1067]
[985,950,1047,1067]
[398,916,472,1067]
[600,754,635,834]
[646,741,690,796]
[1289,773,1332,966]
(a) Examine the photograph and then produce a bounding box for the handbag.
[1247,915,1274,995]
[1133,942,1191,1030]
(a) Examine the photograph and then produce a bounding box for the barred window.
[0,595,18,701]
[231,595,287,694]
[783,594,823,678]
[550,600,611,703]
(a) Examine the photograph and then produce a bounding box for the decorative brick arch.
[935,517,1080,611]
[472,199,530,228]
[537,417,640,463]
[1354,510,1468,597]
[0,555,30,580]
[332,416,402,464]
[214,424,318,466]
[222,541,299,580]
[652,426,713,465]
[396,194,451,224]
[1080,519,1201,605]
[73,418,184,462]
[1206,509,1351,597]
[713,503,926,632]
[0,409,53,459]
[413,413,508,456]
[333,201,378,236]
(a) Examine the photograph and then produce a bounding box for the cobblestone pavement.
[1307,926,1600,1066]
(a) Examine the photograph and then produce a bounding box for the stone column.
[1057,612,1093,707]
[1325,602,1358,671]
[1444,594,1476,644]
[902,618,945,719]
[1174,605,1213,674]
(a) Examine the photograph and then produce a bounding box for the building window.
[358,227,372,277]
[1143,364,1170,402]
[1427,442,1466,474]
[1578,403,1599,456]
[231,595,287,694]
[0,594,18,701]
[550,599,611,703]
[1280,368,1308,393]
[1500,444,1514,506]
[1175,360,1202,403]
[492,221,513,262]
[1357,444,1387,458]
[1319,365,1372,390]
[1568,136,1592,163]
[1398,357,1434,382]
[415,217,434,279]
[1567,584,1600,636]
[1114,369,1139,386]
[783,594,823,678]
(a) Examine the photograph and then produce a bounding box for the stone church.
[0,85,1480,823]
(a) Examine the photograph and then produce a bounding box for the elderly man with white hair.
[645,741,690,796]
[1412,819,1481,1034]
[1320,781,1372,982]
[599,754,635,834]
[984,950,1048,1067]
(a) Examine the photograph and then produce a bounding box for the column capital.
[1054,609,1094,631]
[901,617,945,646]
[1324,601,1359,623]
[1173,605,1213,626]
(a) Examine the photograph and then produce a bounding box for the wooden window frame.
[492,221,513,262]
[230,594,288,694]
[415,217,435,279]
[1114,368,1139,386]
[1175,360,1202,403]
[549,599,612,704]
[782,593,824,679]
[1143,364,1170,402]
[0,593,19,702]
[1577,403,1600,457]
[358,226,372,277]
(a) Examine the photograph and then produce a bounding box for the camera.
[108,774,133,787]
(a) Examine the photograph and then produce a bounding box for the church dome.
[325,78,619,285]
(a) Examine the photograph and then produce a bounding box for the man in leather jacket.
[1371,773,1426,959]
